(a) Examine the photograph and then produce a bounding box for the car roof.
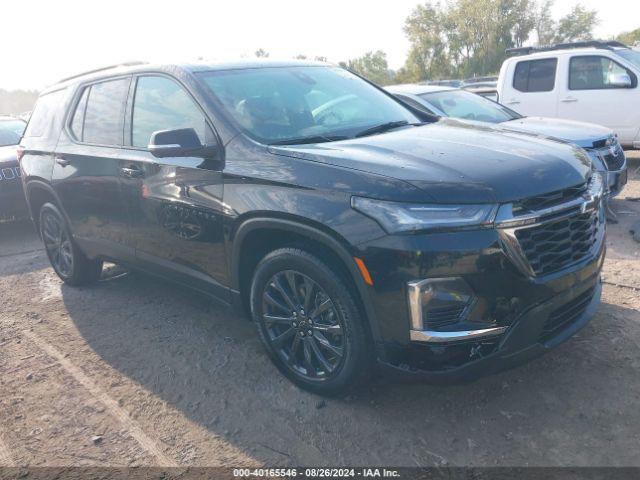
[42,58,329,94]
[385,84,457,95]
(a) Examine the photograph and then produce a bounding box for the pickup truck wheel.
[39,203,103,286]
[251,248,370,396]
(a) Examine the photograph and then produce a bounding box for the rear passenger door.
[119,74,228,300]
[53,76,135,261]
[501,57,559,117]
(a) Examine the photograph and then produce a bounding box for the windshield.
[419,90,520,123]
[197,66,419,145]
[617,49,640,70]
[0,119,26,146]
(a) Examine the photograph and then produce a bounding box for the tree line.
[263,1,639,86]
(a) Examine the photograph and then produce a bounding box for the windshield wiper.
[269,134,349,146]
[354,120,422,138]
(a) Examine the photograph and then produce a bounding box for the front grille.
[515,210,599,275]
[601,146,625,171]
[541,287,595,341]
[424,304,467,329]
[513,183,587,214]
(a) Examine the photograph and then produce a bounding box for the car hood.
[501,117,612,149]
[268,118,591,204]
[0,145,18,166]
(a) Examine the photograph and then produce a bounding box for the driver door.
[119,74,228,300]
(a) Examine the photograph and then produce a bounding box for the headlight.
[351,196,498,234]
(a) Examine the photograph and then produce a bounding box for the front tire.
[39,203,103,286]
[250,248,370,395]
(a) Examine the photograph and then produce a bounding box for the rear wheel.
[250,248,370,395]
[39,203,103,286]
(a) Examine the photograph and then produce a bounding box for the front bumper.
[379,269,602,384]
[606,164,627,198]
[354,194,606,383]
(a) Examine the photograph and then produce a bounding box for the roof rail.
[506,40,629,57]
[56,61,148,84]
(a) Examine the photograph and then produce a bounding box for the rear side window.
[23,89,67,138]
[513,58,557,92]
[78,78,130,145]
[131,76,207,148]
[569,56,636,90]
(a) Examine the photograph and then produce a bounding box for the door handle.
[55,156,70,167]
[121,166,144,178]
[561,97,578,103]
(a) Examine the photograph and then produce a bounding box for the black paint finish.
[20,61,604,381]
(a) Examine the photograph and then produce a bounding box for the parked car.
[463,84,499,101]
[387,84,627,197]
[0,115,28,221]
[21,60,605,395]
[497,40,640,149]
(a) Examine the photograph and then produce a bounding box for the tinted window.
[131,76,207,148]
[70,87,89,141]
[23,89,67,138]
[396,95,436,115]
[569,56,635,90]
[198,66,418,144]
[513,58,557,92]
[418,90,518,123]
[82,78,129,145]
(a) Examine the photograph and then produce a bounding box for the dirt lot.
[1,156,640,468]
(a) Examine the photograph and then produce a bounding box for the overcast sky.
[1,0,638,90]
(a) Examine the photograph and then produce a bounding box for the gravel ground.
[0,157,639,468]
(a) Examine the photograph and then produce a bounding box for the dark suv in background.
[1,115,27,221]
[20,60,605,395]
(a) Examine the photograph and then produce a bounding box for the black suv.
[21,61,605,395]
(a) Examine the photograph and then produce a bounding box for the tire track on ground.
[23,330,179,467]
[0,433,14,466]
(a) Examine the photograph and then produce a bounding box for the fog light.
[407,277,507,343]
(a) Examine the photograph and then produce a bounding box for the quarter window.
[23,89,67,138]
[81,78,130,145]
[131,76,207,148]
[513,58,557,92]
[569,56,636,90]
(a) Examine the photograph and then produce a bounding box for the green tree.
[553,4,599,43]
[534,0,556,45]
[401,0,537,81]
[616,28,640,46]
[346,50,395,85]
[255,48,269,58]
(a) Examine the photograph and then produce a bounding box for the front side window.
[131,76,207,148]
[569,55,636,90]
[81,78,129,145]
[197,66,419,145]
[0,119,26,146]
[418,90,518,123]
[616,49,640,70]
[513,58,557,92]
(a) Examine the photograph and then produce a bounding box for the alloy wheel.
[42,212,74,277]
[261,270,345,380]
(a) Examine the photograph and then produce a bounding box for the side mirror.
[148,128,218,159]
[608,72,632,88]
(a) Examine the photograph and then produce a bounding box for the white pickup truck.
[497,41,640,149]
